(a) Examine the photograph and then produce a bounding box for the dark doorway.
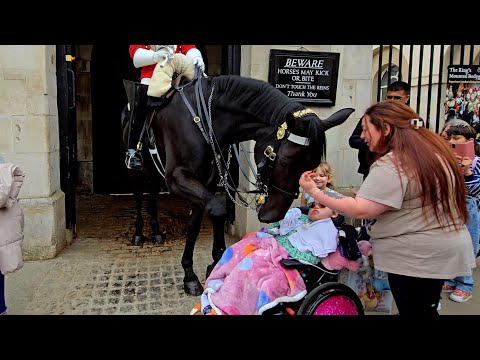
[90,45,239,195]
[91,45,140,194]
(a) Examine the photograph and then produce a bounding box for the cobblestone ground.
[6,194,480,315]
[6,193,235,315]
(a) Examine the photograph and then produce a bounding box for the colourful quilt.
[198,231,307,315]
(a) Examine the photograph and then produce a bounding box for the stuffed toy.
[359,284,380,311]
[355,240,390,291]
[356,240,374,282]
[372,269,390,291]
[357,240,372,257]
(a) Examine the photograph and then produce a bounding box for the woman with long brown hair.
[300,100,476,316]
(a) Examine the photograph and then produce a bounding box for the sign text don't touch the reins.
[268,49,340,106]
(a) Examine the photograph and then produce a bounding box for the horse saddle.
[123,79,143,108]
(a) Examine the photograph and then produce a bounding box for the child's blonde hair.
[314,162,335,189]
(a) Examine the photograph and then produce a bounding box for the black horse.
[120,104,165,246]
[135,72,354,295]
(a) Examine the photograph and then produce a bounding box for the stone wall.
[0,45,66,259]
[233,45,373,237]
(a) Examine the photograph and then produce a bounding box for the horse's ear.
[285,112,295,127]
[322,108,355,131]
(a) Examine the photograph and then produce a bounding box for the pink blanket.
[199,232,307,315]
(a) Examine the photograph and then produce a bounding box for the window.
[381,65,400,100]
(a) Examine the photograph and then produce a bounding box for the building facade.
[0,45,477,259]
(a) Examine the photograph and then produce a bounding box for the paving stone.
[5,194,234,315]
[6,193,479,315]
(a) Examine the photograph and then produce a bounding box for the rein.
[172,69,313,208]
[172,68,255,208]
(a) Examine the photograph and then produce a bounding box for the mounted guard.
[125,45,205,170]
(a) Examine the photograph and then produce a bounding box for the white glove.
[186,48,205,72]
[133,48,173,68]
[152,50,165,63]
[133,48,163,68]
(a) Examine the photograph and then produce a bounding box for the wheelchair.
[191,213,366,316]
[262,208,365,316]
[262,257,365,316]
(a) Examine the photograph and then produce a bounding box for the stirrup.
[125,149,143,170]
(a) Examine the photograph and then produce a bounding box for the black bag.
[338,224,361,261]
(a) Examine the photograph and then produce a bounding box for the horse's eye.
[279,159,288,166]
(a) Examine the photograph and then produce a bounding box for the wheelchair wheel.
[297,282,364,315]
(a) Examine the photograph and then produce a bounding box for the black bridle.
[254,110,314,206]
[172,66,314,209]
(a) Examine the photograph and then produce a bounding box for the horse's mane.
[212,75,324,146]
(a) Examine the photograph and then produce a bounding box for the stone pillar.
[0,45,66,260]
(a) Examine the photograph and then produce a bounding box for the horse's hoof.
[130,235,144,246]
[184,280,204,296]
[152,234,165,245]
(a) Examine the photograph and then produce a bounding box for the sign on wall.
[445,65,480,124]
[268,49,340,106]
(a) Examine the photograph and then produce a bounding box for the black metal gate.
[56,45,78,236]
[376,45,479,133]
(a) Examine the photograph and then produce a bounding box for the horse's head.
[255,107,355,223]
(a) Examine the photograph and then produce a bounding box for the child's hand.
[460,156,472,168]
[299,171,318,195]
[460,156,473,175]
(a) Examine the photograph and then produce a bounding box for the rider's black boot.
[125,83,148,171]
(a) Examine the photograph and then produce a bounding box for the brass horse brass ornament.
[292,108,316,119]
[256,194,266,205]
[277,122,288,140]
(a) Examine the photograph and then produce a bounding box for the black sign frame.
[268,49,340,106]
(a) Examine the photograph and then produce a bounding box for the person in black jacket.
[349,81,411,179]
[349,115,373,180]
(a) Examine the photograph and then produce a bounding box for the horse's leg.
[131,171,145,246]
[168,168,228,295]
[182,205,205,296]
[206,193,227,278]
[148,181,164,245]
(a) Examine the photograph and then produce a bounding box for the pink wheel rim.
[312,295,359,315]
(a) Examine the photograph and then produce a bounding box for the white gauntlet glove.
[151,51,167,67]
[152,50,165,63]
[133,47,174,68]
[186,48,205,72]
[153,46,175,66]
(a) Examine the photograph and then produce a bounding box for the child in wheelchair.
[191,188,370,315]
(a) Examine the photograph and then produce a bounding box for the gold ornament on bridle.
[292,108,316,119]
[277,122,287,140]
[256,194,266,205]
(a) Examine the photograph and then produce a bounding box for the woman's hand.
[299,171,319,195]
